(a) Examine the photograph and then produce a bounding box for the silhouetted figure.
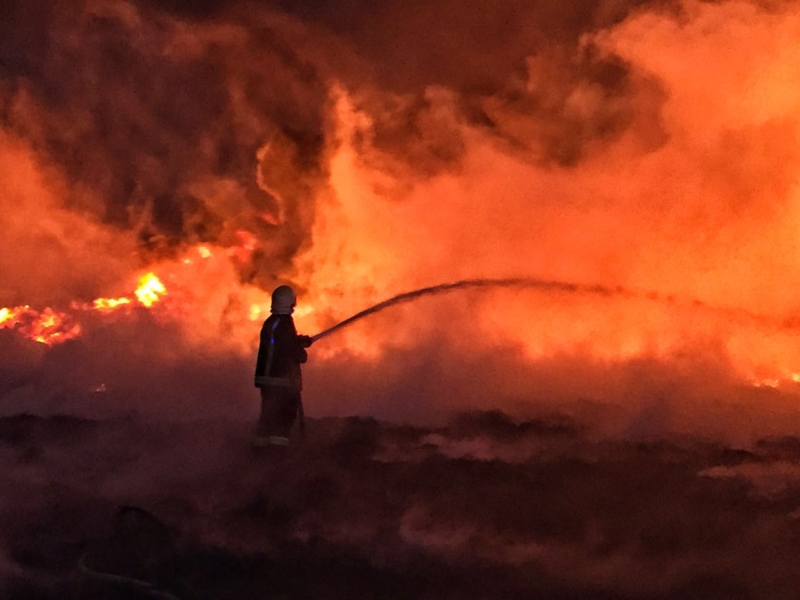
[253,285,313,448]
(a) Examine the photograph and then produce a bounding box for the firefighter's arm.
[292,334,310,363]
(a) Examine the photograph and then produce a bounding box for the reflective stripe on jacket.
[254,314,307,390]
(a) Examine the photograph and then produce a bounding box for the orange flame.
[0,306,22,326]
[0,271,171,345]
[93,297,132,311]
[0,305,82,345]
[134,273,167,308]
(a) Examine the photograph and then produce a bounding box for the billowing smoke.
[3,0,800,441]
[0,0,331,284]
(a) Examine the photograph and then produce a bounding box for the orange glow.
[259,212,281,226]
[0,306,21,326]
[0,270,171,345]
[230,230,258,263]
[249,304,264,321]
[2,306,28,328]
[6,0,800,435]
[0,304,82,346]
[29,308,82,345]
[287,77,800,383]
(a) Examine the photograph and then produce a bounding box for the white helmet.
[271,285,296,314]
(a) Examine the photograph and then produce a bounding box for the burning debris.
[0,272,166,346]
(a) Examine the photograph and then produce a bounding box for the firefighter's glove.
[299,335,314,348]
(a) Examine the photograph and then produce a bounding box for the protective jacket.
[254,314,308,390]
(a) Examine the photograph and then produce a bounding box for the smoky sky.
[0,0,660,268]
[2,0,331,285]
[4,0,800,439]
[0,0,673,305]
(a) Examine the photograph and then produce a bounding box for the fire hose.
[300,279,554,436]
[298,276,787,441]
[309,277,614,343]
[307,275,789,344]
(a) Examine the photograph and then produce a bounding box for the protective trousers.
[255,385,300,446]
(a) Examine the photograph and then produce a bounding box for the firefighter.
[253,285,313,448]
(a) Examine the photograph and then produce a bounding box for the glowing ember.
[0,304,82,345]
[0,306,19,325]
[29,308,81,344]
[249,304,264,321]
[134,273,167,307]
[93,297,132,311]
[0,269,173,345]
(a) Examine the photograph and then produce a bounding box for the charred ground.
[2,410,800,599]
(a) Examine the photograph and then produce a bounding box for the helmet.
[271,285,296,314]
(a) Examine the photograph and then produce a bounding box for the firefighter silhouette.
[253,285,313,447]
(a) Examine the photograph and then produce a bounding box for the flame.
[0,238,277,350]
[30,308,82,344]
[93,297,132,311]
[0,307,20,326]
[0,271,170,345]
[0,305,82,345]
[134,273,167,308]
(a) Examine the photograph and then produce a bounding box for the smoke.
[1,0,336,286]
[0,130,137,306]
[290,0,800,437]
[2,0,800,441]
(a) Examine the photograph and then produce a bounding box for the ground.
[2,410,800,599]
